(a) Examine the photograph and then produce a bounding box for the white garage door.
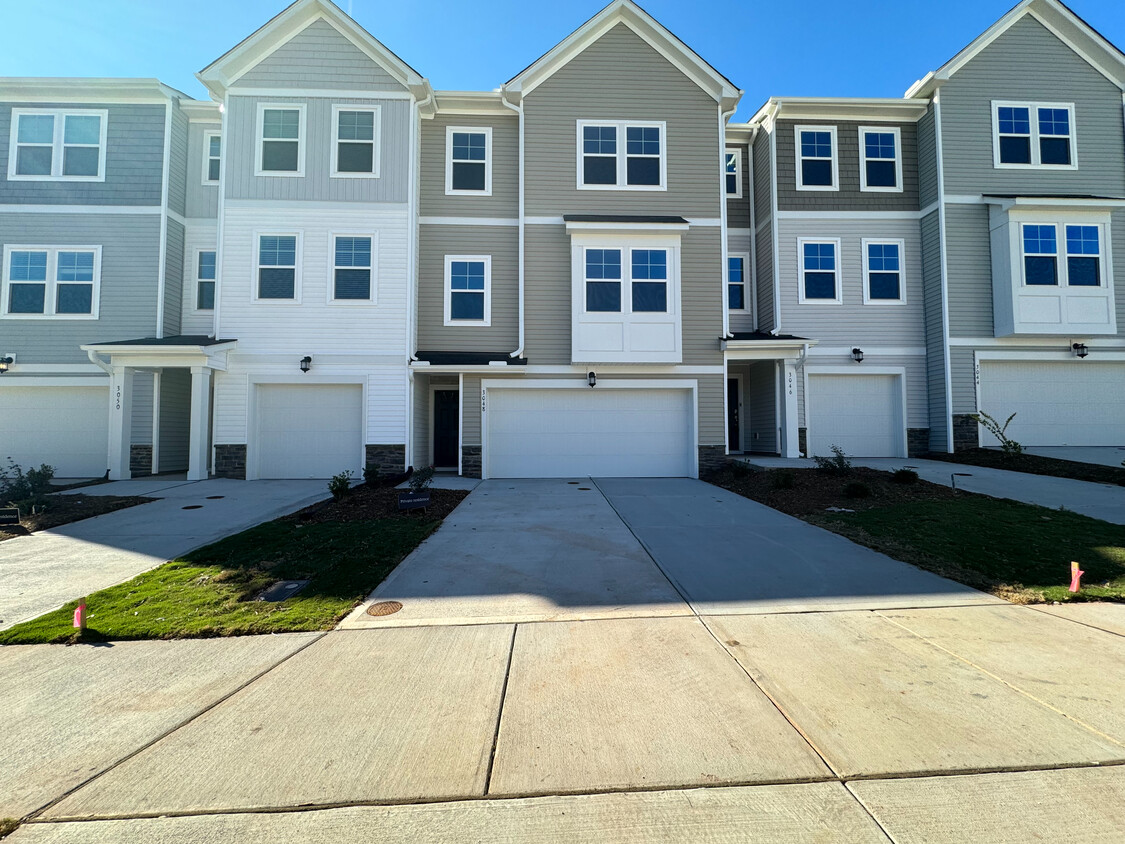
[485,387,694,478]
[0,385,109,477]
[255,384,363,479]
[807,374,904,458]
[978,361,1125,446]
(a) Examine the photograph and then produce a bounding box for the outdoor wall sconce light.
[299,355,312,373]
[851,348,864,363]
[1072,343,1089,358]
[587,371,597,387]
[0,356,12,374]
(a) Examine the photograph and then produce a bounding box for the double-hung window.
[728,254,748,311]
[8,109,107,180]
[196,250,216,310]
[444,256,490,324]
[795,126,837,190]
[584,248,622,312]
[863,240,904,303]
[578,121,665,189]
[332,106,380,177]
[1065,225,1101,287]
[1022,225,1058,285]
[446,127,491,194]
[3,246,100,318]
[725,148,742,197]
[631,249,667,312]
[1021,223,1103,287]
[583,247,671,314]
[859,127,901,191]
[257,105,304,175]
[203,131,221,183]
[332,236,374,301]
[993,102,1075,168]
[798,239,841,303]
[256,235,298,300]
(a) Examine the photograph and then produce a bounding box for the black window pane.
[1024,256,1058,285]
[451,291,484,320]
[869,273,900,300]
[804,272,836,299]
[197,280,215,310]
[586,281,620,312]
[63,146,99,176]
[999,136,1031,164]
[452,161,486,191]
[1040,137,1071,166]
[866,160,896,187]
[726,173,738,194]
[583,156,616,185]
[1067,257,1100,287]
[208,158,220,181]
[259,267,295,298]
[728,285,744,310]
[9,283,45,313]
[626,156,659,185]
[335,268,371,299]
[801,159,832,186]
[56,283,93,313]
[632,281,667,312]
[16,146,52,175]
[262,140,298,172]
[337,142,373,173]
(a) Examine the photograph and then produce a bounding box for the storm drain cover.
[206,495,225,500]
[366,600,403,617]
[182,505,203,510]
[257,580,309,602]
[577,487,591,491]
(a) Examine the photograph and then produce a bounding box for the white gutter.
[155,98,173,339]
[769,102,781,331]
[408,88,433,363]
[720,104,736,339]
[501,94,525,359]
[86,349,113,374]
[747,127,759,331]
[213,96,229,341]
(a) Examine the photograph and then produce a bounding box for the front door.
[727,378,741,452]
[433,390,459,468]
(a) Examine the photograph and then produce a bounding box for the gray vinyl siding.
[158,368,191,472]
[462,374,482,446]
[938,15,1125,197]
[726,144,750,225]
[776,119,920,211]
[0,213,161,363]
[185,121,220,219]
[777,217,925,346]
[413,375,429,469]
[523,23,721,218]
[163,219,184,336]
[949,346,977,415]
[131,371,154,445]
[944,204,993,338]
[224,95,410,203]
[727,227,753,334]
[234,19,408,93]
[167,105,188,218]
[0,102,166,206]
[681,226,724,366]
[1115,210,1125,332]
[917,105,938,209]
[752,132,774,332]
[920,210,949,450]
[747,360,777,453]
[420,113,518,218]
[417,225,518,352]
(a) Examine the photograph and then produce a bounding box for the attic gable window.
[578,120,666,190]
[256,105,305,176]
[993,101,1076,169]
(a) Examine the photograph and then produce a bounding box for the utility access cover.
[257,580,309,602]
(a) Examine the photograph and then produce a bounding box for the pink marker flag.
[73,598,87,629]
[1069,562,1084,593]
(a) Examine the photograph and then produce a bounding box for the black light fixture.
[299,355,312,373]
[851,348,864,363]
[587,371,597,388]
[1072,343,1089,359]
[0,356,11,375]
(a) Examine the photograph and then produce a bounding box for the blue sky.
[1,0,1123,121]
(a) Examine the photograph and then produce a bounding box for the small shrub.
[892,468,919,485]
[813,445,852,476]
[843,481,872,499]
[327,469,354,501]
[362,466,380,486]
[1,459,56,508]
[771,469,796,490]
[408,465,435,493]
[729,460,753,477]
[970,411,1023,458]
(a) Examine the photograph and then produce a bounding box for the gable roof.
[907,0,1125,97]
[197,0,431,102]
[502,0,741,111]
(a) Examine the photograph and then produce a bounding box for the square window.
[583,125,616,155]
[17,113,54,144]
[9,283,46,313]
[586,249,622,280]
[11,109,105,180]
[3,247,99,317]
[626,156,660,186]
[586,282,621,312]
[57,251,94,282]
[64,114,101,145]
[56,283,92,314]
[580,122,663,188]
[583,156,617,185]
[999,136,1032,164]
[10,250,48,282]
[995,102,1075,168]
[632,282,666,312]
[16,146,52,176]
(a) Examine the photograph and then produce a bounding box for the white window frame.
[445,126,492,196]
[252,232,302,304]
[727,251,750,312]
[861,238,907,305]
[1018,221,1108,289]
[2,244,102,319]
[797,237,843,304]
[991,101,1078,170]
[201,129,221,185]
[443,254,491,326]
[327,232,378,304]
[794,125,838,192]
[724,147,742,198]
[576,119,667,191]
[1019,222,1060,287]
[330,105,381,179]
[193,247,216,312]
[7,108,108,182]
[858,126,903,193]
[255,103,306,177]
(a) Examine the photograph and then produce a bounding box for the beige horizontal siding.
[420,114,518,218]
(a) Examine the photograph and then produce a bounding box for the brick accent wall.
[129,444,153,477]
[365,444,406,475]
[952,414,978,452]
[907,428,930,458]
[698,445,727,475]
[214,444,247,479]
[461,445,482,479]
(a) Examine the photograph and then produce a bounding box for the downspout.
[747,127,759,332]
[408,88,432,363]
[155,97,173,339]
[501,93,525,359]
[213,95,228,342]
[769,102,781,332]
[933,90,955,453]
[86,348,112,374]
[720,104,736,340]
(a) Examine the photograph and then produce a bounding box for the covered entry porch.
[723,333,813,460]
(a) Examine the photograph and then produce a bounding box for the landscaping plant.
[1,459,56,509]
[408,465,435,493]
[327,469,354,501]
[843,481,872,498]
[891,468,919,484]
[813,445,852,476]
[970,411,1023,458]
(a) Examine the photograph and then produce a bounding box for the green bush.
[892,468,919,485]
[327,469,354,501]
[408,465,435,493]
[1,459,56,508]
[844,481,872,499]
[813,445,852,476]
[362,466,380,486]
[771,469,796,490]
[970,411,1023,458]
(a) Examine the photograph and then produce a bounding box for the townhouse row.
[1,0,1122,481]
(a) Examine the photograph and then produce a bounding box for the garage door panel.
[0,386,109,477]
[808,374,904,458]
[255,384,363,479]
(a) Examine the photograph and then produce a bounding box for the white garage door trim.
[480,378,698,479]
[0,380,110,477]
[804,366,908,459]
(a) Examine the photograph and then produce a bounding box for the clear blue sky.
[1,0,1123,121]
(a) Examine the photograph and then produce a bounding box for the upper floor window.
[196,250,216,311]
[798,239,841,303]
[8,109,107,181]
[993,102,1075,168]
[256,105,305,176]
[583,247,671,314]
[444,256,490,325]
[445,127,491,195]
[203,131,221,184]
[577,121,666,190]
[333,236,374,301]
[256,235,299,300]
[859,127,901,192]
[725,148,742,197]
[728,254,748,311]
[2,246,100,318]
[795,126,837,191]
[862,240,904,303]
[332,106,380,177]
[1021,223,1102,287]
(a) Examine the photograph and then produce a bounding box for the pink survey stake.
[73,599,86,629]
[1069,562,1084,593]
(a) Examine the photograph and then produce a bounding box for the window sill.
[993,163,1078,171]
[1,313,98,320]
[577,184,667,192]
[6,174,105,183]
[795,184,840,192]
[445,189,494,197]
[330,171,382,179]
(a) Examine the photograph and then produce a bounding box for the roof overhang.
[433,90,514,116]
[0,78,188,105]
[564,215,690,234]
[984,195,1125,213]
[82,338,236,371]
[750,97,930,127]
[178,100,223,122]
[725,123,757,145]
[722,336,817,360]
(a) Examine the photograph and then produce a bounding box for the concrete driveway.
[0,478,327,630]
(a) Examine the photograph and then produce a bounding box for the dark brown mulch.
[286,482,469,524]
[924,449,1125,487]
[707,464,959,518]
[0,494,155,541]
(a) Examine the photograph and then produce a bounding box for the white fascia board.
[769,98,929,123]
[0,77,185,103]
[987,196,1125,212]
[434,91,512,115]
[564,220,690,234]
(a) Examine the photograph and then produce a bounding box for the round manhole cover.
[366,600,403,617]
[182,505,203,510]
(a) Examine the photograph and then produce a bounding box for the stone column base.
[461,445,482,479]
[129,444,153,477]
[214,444,246,479]
[698,445,727,475]
[952,414,978,452]
[365,444,406,476]
[907,428,930,458]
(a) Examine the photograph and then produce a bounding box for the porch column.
[107,366,134,480]
[780,359,801,458]
[187,366,212,481]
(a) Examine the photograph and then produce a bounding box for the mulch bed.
[286,481,469,524]
[923,449,1125,487]
[0,494,155,541]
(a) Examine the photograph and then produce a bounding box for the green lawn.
[0,517,436,645]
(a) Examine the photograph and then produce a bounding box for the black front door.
[727,378,741,452]
[433,390,459,468]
